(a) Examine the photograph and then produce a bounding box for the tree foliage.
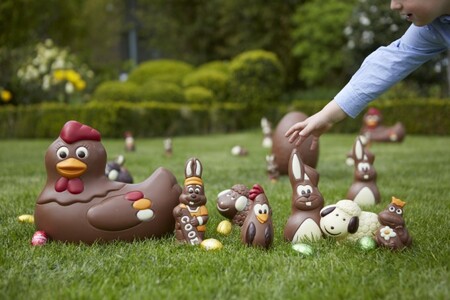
[291,0,356,87]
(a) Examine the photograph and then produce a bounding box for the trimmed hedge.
[182,69,229,102]
[0,101,245,139]
[1,99,448,139]
[136,81,185,103]
[91,81,140,102]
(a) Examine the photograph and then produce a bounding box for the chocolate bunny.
[173,157,208,245]
[346,135,381,206]
[283,148,324,243]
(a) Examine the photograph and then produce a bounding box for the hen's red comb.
[60,120,101,144]
[249,184,264,200]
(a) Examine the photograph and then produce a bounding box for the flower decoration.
[379,226,397,241]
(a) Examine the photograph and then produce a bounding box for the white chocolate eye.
[297,185,312,196]
[389,206,396,212]
[194,188,201,194]
[56,147,69,159]
[254,204,269,215]
[188,187,194,193]
[76,146,89,159]
[358,162,370,172]
[396,208,403,215]
[235,196,248,211]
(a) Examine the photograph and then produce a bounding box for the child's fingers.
[285,122,305,137]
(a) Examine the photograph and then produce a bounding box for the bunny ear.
[195,159,202,177]
[185,158,194,177]
[116,155,125,166]
[354,137,364,161]
[289,149,305,183]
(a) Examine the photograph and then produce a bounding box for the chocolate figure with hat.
[375,197,412,250]
[173,157,209,245]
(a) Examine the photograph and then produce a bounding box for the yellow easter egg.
[200,238,223,251]
[216,220,232,235]
[18,214,34,223]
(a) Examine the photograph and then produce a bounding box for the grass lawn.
[0,131,449,299]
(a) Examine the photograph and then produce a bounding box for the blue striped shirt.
[335,16,450,118]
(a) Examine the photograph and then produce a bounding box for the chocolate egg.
[200,238,223,250]
[18,214,34,223]
[272,111,319,174]
[217,220,232,235]
[359,236,377,250]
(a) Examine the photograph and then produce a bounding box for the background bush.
[92,81,139,102]
[182,69,229,102]
[136,81,185,103]
[1,99,448,139]
[127,59,194,85]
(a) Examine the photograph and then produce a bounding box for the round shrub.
[182,69,229,102]
[184,86,214,104]
[136,80,185,103]
[228,50,285,107]
[128,59,194,85]
[92,81,139,102]
[198,60,230,74]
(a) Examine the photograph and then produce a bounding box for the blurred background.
[1,0,449,137]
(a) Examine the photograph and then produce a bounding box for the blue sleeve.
[334,23,448,118]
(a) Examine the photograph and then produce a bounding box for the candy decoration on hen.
[271,111,319,175]
[173,157,209,245]
[375,197,412,250]
[33,120,181,244]
[241,184,274,249]
[284,149,324,243]
[346,135,381,206]
[360,107,406,142]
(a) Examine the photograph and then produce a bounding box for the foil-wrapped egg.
[200,238,223,251]
[216,220,232,235]
[31,231,48,246]
[18,214,34,223]
[292,243,314,256]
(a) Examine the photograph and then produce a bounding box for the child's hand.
[285,100,347,149]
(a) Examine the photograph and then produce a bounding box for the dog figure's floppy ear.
[320,206,336,217]
[348,216,359,234]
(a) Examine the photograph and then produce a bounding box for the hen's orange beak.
[56,158,87,178]
[257,213,269,224]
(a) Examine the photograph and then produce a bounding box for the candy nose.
[56,158,87,178]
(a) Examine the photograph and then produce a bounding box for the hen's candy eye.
[396,208,403,215]
[56,147,69,159]
[76,147,89,159]
[389,206,396,212]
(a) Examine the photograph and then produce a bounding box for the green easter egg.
[359,236,376,250]
[292,243,314,256]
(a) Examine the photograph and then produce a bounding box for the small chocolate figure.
[164,138,173,157]
[284,148,324,243]
[124,131,136,152]
[241,184,274,249]
[376,197,412,250]
[346,135,381,206]
[216,184,251,227]
[105,155,133,183]
[360,107,406,142]
[266,154,280,182]
[261,117,273,148]
[173,158,208,245]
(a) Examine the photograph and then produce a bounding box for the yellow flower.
[65,69,81,84]
[1,89,12,102]
[74,79,86,91]
[53,69,67,82]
